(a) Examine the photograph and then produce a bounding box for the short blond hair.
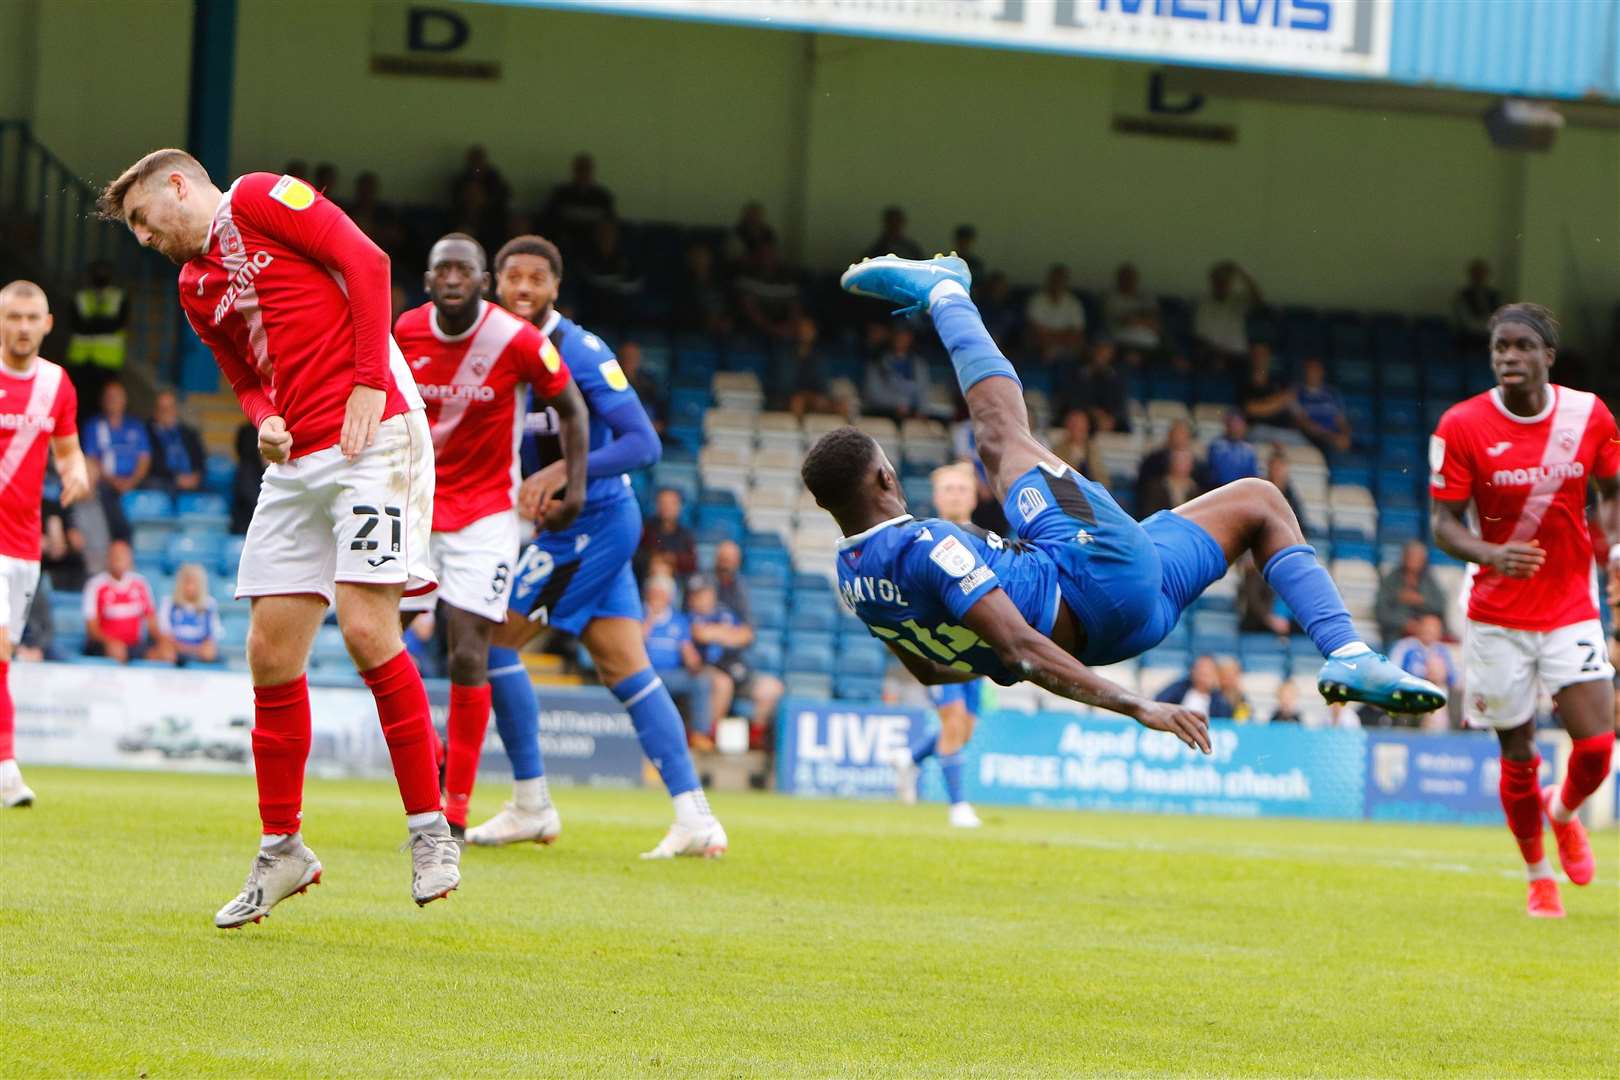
[96,148,209,221]
[0,279,47,309]
[931,461,975,488]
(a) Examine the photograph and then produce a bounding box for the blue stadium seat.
[651,463,698,507]
[1379,508,1425,543]
[696,504,745,536]
[747,639,783,675]
[1381,364,1419,394]
[1330,463,1373,489]
[310,625,350,668]
[1335,358,1375,392]
[785,672,834,699]
[838,640,888,676]
[219,534,246,576]
[164,532,224,574]
[785,638,835,674]
[204,454,236,495]
[1333,539,1378,564]
[1380,397,1422,432]
[835,674,885,701]
[1243,653,1290,677]
[1341,393,1375,433]
[123,490,174,525]
[1138,645,1189,671]
[1421,363,1464,399]
[1238,633,1286,662]
[788,606,836,634]
[792,572,829,594]
[1192,372,1235,406]
[221,609,250,644]
[176,492,230,528]
[745,560,790,591]
[667,387,711,427]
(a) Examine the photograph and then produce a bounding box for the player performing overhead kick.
[0,281,90,810]
[1429,303,1618,919]
[394,233,590,841]
[468,236,727,858]
[101,151,460,927]
[810,255,1445,753]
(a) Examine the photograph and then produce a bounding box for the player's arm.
[959,588,1212,753]
[49,435,89,506]
[1428,415,1544,577]
[183,308,291,463]
[1597,472,1620,578]
[884,641,978,685]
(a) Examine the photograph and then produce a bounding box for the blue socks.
[612,668,700,797]
[937,752,966,806]
[488,646,544,781]
[1263,545,1362,658]
[910,731,938,765]
[929,285,1022,396]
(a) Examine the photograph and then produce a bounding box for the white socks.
[673,789,714,826]
[928,280,969,309]
[1330,643,1374,659]
[1549,793,1575,824]
[1526,857,1554,882]
[514,776,552,812]
[405,811,443,832]
[260,832,295,850]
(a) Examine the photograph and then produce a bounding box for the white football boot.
[407,819,462,905]
[890,750,920,806]
[948,802,983,829]
[465,802,562,847]
[214,835,322,929]
[0,759,35,808]
[641,816,728,859]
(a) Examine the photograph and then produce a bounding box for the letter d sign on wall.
[371,2,504,80]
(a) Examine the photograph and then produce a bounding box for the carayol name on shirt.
[841,576,909,609]
[0,412,56,431]
[212,250,275,325]
[1491,461,1585,488]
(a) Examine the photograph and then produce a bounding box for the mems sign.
[370,3,505,81]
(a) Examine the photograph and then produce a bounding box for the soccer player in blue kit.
[467,236,726,858]
[810,255,1446,744]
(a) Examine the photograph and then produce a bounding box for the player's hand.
[518,460,567,521]
[58,458,90,507]
[540,493,584,533]
[258,416,293,464]
[1487,539,1545,579]
[1132,700,1212,754]
[340,385,386,460]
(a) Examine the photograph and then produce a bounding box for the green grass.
[1,768,1615,1078]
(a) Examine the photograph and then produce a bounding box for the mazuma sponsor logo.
[212,250,275,324]
[1491,462,1584,487]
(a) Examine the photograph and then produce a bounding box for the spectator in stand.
[641,574,713,750]
[1024,263,1086,362]
[639,487,698,579]
[863,205,923,261]
[577,218,643,326]
[81,380,144,542]
[1217,658,1252,722]
[863,324,931,420]
[1375,539,1449,647]
[1292,356,1351,454]
[1139,447,1204,516]
[1235,342,1293,436]
[451,144,511,227]
[1136,419,1206,509]
[346,171,405,259]
[1265,448,1308,527]
[1103,262,1162,359]
[18,583,56,662]
[676,243,734,339]
[145,389,205,492]
[1451,258,1501,350]
[540,152,616,257]
[711,541,750,619]
[688,575,783,746]
[975,271,1023,350]
[41,497,88,592]
[1206,410,1259,488]
[82,540,167,662]
[725,201,777,268]
[616,342,662,429]
[66,261,129,415]
[953,224,985,284]
[281,159,308,180]
[449,175,505,265]
[1155,655,1233,718]
[785,318,845,419]
[312,162,338,197]
[1270,680,1304,724]
[1063,337,1130,433]
[734,240,805,344]
[1194,261,1262,366]
[1051,408,1102,480]
[230,421,265,536]
[1388,610,1458,728]
[158,562,223,666]
[1239,555,1291,638]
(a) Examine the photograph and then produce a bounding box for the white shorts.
[0,555,41,641]
[399,510,519,623]
[1464,618,1616,729]
[236,411,437,605]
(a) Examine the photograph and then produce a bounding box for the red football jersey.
[177,172,421,460]
[1430,385,1620,631]
[82,570,155,647]
[393,300,570,531]
[0,359,77,560]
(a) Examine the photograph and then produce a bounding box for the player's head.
[0,280,52,363]
[802,426,904,529]
[494,234,562,323]
[425,233,489,321]
[930,462,976,525]
[97,149,219,264]
[1486,303,1558,391]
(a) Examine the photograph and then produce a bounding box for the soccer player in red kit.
[394,233,589,839]
[0,281,90,809]
[1430,303,1620,919]
[99,150,461,927]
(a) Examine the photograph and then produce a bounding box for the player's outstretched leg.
[1169,479,1446,714]
[1495,722,1564,917]
[1541,680,1613,887]
[468,644,563,847]
[842,255,1063,503]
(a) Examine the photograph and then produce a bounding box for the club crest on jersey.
[269,175,316,211]
[1559,431,1576,451]
[1016,485,1048,522]
[928,535,975,579]
[599,359,629,391]
[219,222,245,259]
[470,356,489,378]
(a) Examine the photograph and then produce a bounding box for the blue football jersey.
[836,515,1059,685]
[521,311,638,507]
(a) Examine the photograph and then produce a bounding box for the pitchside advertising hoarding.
[521,0,1394,79]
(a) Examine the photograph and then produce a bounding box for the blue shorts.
[508,495,642,635]
[928,679,983,714]
[1003,463,1227,667]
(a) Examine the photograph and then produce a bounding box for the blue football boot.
[839,253,973,315]
[1317,651,1447,715]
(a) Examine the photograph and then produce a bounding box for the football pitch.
[2,768,1615,1078]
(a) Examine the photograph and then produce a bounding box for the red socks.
[1498,755,1546,866]
[1557,731,1615,817]
[444,683,493,829]
[362,650,442,817]
[253,676,312,835]
[0,658,13,761]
